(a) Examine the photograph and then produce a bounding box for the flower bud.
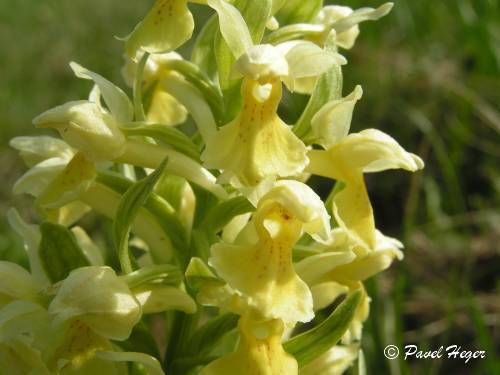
[33,101,126,162]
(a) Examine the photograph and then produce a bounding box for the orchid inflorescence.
[3,1,423,374]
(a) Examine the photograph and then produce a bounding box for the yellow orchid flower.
[122,52,188,126]
[209,180,330,324]
[201,313,298,375]
[203,77,308,186]
[307,128,423,249]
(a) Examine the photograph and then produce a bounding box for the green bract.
[6,1,422,374]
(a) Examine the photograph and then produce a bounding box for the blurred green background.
[0,0,498,374]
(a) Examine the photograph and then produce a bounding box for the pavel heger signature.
[404,344,486,363]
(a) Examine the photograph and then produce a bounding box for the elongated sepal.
[311,85,363,148]
[70,61,133,123]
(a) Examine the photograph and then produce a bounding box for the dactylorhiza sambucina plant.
[4,1,423,374]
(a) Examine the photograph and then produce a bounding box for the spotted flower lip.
[202,78,309,187]
[209,181,330,325]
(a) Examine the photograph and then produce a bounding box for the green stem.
[134,52,150,122]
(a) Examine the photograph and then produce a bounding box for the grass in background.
[0,0,498,373]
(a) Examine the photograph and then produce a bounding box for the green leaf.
[155,173,187,212]
[38,222,91,283]
[284,289,361,367]
[201,196,254,233]
[122,123,200,161]
[113,159,167,274]
[293,31,343,139]
[170,313,239,373]
[116,321,161,359]
[191,184,219,229]
[275,0,323,25]
[98,171,189,268]
[186,313,239,356]
[191,15,219,80]
[190,229,212,262]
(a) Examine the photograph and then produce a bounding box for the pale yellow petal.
[146,85,188,126]
[37,153,96,210]
[9,136,73,167]
[126,0,194,59]
[311,85,363,148]
[0,262,38,308]
[310,281,349,311]
[332,173,375,248]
